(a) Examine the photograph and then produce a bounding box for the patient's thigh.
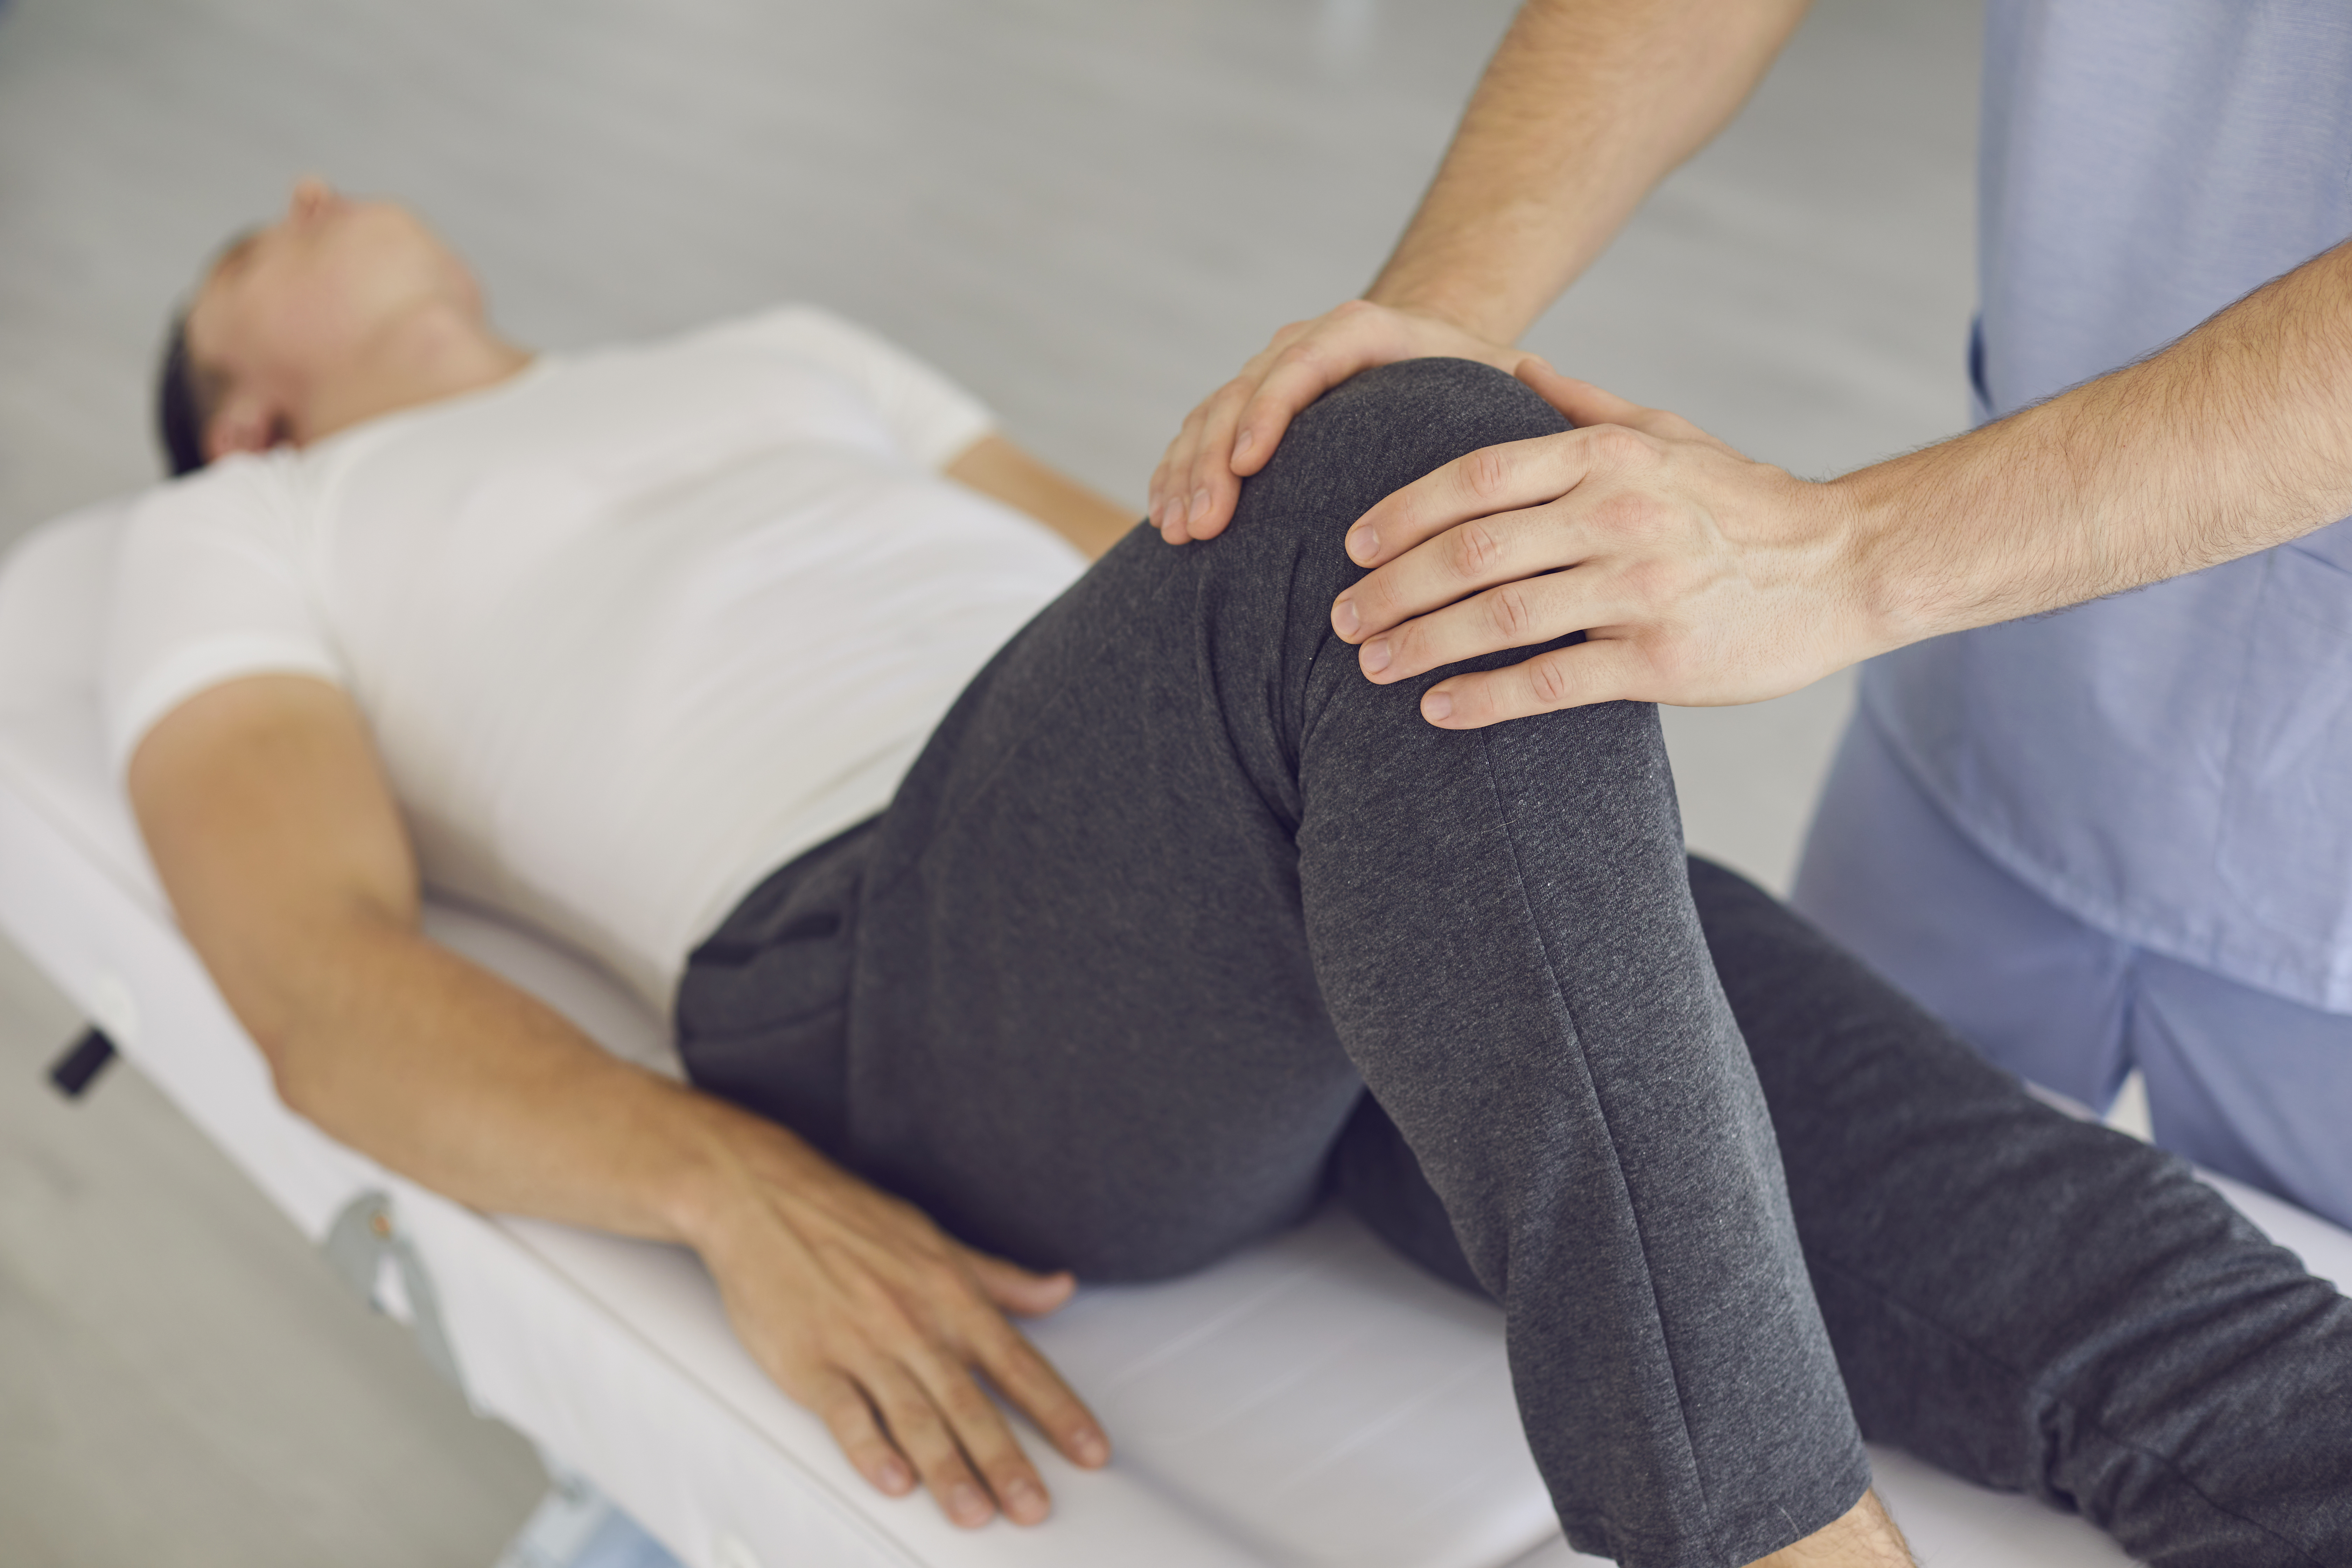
[831,520,1361,1282]
[830,361,1586,1284]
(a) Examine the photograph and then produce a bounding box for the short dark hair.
[155,313,217,478]
[155,225,262,478]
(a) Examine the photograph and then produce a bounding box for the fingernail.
[1188,488,1211,525]
[1362,638,1391,676]
[1232,428,1255,463]
[1424,690,1453,724]
[1332,596,1359,638]
[1072,1428,1109,1466]
[950,1483,991,1525]
[1004,1477,1048,1522]
[1347,525,1376,562]
[877,1457,912,1492]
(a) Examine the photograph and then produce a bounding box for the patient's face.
[184,179,483,403]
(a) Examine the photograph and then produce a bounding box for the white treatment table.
[4,499,2348,1568]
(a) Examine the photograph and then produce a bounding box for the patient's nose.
[288,176,340,223]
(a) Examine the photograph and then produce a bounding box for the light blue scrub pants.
[1793,706,2352,1232]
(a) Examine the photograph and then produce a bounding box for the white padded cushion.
[4,503,2348,1568]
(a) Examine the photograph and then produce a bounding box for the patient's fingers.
[809,1370,917,1498]
[904,1342,1055,1527]
[968,1309,1110,1470]
[945,1244,1106,1466]
[864,1357,1003,1527]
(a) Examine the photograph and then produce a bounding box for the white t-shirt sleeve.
[750,306,995,469]
[100,456,348,772]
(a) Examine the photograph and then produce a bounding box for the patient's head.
[155,179,514,475]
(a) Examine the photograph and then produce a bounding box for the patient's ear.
[204,388,292,461]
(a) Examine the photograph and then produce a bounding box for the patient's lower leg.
[1694,858,2352,1568]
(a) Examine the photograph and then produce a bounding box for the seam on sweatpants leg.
[1469,728,1720,1537]
[1806,1247,2329,1566]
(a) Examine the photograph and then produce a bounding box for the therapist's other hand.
[1149,299,1530,544]
[1331,360,1879,727]
[693,1120,1107,1529]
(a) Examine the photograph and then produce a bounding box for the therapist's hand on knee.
[1331,360,1883,726]
[1149,299,1530,544]
[692,1121,1109,1528]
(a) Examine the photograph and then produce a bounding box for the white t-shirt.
[103,306,1090,1008]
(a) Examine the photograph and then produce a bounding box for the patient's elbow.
[252,1022,331,1122]
[209,901,415,1129]
[233,984,357,1129]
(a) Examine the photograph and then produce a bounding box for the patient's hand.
[1149,299,1530,544]
[686,1110,1109,1528]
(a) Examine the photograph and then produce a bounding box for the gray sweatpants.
[676,360,2352,1568]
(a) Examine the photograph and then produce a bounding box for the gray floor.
[0,0,1983,1561]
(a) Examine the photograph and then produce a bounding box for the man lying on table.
[116,179,2352,1568]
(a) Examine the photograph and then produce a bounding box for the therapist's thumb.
[1517,360,1715,448]
[1517,359,1642,428]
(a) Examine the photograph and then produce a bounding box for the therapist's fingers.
[1149,397,1212,541]
[1422,637,1658,729]
[1219,310,1385,479]
[1152,316,1313,542]
[1341,426,1624,576]
[1349,565,1640,689]
[1174,374,1260,542]
[1335,499,1588,657]
[1150,302,1532,545]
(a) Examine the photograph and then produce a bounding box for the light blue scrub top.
[1862,0,2352,1011]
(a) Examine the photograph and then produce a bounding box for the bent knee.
[1205,358,1571,592]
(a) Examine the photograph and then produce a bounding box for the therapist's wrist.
[1820,441,1982,657]
[1363,268,1536,351]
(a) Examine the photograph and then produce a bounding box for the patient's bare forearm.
[258,909,752,1241]
[128,674,1105,1525]
[1368,0,1811,344]
[947,433,1138,560]
[126,677,740,1239]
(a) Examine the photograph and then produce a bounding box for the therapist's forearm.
[1836,237,2352,646]
[1367,0,1813,345]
